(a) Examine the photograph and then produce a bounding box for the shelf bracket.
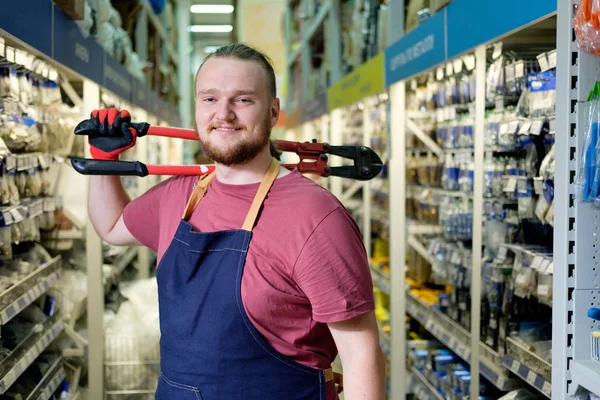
[59,75,83,109]
[407,235,434,264]
[406,118,444,158]
[340,181,363,203]
[63,324,88,349]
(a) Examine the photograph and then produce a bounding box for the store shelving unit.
[0,1,188,398]
[285,1,562,399]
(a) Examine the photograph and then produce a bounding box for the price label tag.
[1,209,12,226]
[534,178,544,195]
[9,207,24,223]
[495,97,505,111]
[48,69,58,82]
[515,61,525,78]
[545,262,554,274]
[537,52,550,72]
[453,59,463,74]
[540,258,551,273]
[549,117,556,134]
[26,55,34,71]
[508,120,520,133]
[0,38,5,58]
[6,46,15,63]
[493,43,503,59]
[526,371,537,385]
[446,62,454,76]
[505,177,518,193]
[4,155,16,171]
[547,50,557,70]
[498,246,508,262]
[531,256,544,270]
[530,120,544,135]
[505,63,515,81]
[465,54,476,71]
[519,121,533,135]
[436,67,445,81]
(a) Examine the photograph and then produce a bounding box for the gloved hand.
[75,108,147,161]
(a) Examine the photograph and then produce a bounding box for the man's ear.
[271,98,280,128]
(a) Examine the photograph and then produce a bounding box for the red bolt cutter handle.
[72,120,383,180]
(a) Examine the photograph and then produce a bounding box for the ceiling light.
[188,25,233,33]
[190,5,234,13]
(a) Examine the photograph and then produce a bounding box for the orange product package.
[575,0,600,55]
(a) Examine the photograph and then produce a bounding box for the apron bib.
[155,158,341,399]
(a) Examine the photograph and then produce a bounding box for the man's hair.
[199,43,277,99]
[197,43,282,160]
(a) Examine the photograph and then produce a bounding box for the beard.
[199,115,271,166]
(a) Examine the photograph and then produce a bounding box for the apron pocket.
[156,374,203,400]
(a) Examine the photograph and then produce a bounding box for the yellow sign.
[327,53,385,111]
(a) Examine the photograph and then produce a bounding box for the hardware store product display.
[2,0,599,399]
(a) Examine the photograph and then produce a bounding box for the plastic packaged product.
[442,155,460,191]
[26,170,42,197]
[0,225,11,257]
[575,0,600,56]
[74,0,94,38]
[577,84,600,202]
[14,173,26,198]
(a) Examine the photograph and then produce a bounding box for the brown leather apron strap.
[182,172,216,220]
[241,158,280,231]
[324,368,344,394]
[182,158,280,228]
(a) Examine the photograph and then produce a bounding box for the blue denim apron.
[155,158,341,399]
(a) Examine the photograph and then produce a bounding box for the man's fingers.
[107,108,119,125]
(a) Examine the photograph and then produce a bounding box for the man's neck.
[215,148,276,185]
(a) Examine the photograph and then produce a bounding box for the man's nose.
[215,101,234,121]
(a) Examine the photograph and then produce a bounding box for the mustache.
[208,122,246,130]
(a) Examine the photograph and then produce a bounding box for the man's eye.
[238,98,251,103]
[203,97,215,102]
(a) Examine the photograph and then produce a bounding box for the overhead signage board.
[0,1,53,58]
[53,5,104,85]
[384,10,447,87]
[446,0,557,60]
[327,53,385,111]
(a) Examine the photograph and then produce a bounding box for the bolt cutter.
[71,119,383,181]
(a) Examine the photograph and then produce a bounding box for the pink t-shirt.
[123,169,374,398]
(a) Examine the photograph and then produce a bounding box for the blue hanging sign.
[53,5,103,84]
[446,0,557,60]
[0,1,53,58]
[103,53,132,102]
[384,9,447,87]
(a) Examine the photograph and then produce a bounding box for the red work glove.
[79,108,138,161]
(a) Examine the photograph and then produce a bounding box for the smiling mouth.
[213,126,242,132]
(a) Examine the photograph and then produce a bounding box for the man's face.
[194,57,280,166]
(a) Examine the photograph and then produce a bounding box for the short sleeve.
[293,207,375,323]
[122,178,172,252]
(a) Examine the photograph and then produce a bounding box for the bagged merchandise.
[104,278,160,392]
[74,0,94,38]
[577,82,600,203]
[575,0,600,56]
[95,23,117,58]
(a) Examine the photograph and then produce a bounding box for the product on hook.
[71,116,384,181]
